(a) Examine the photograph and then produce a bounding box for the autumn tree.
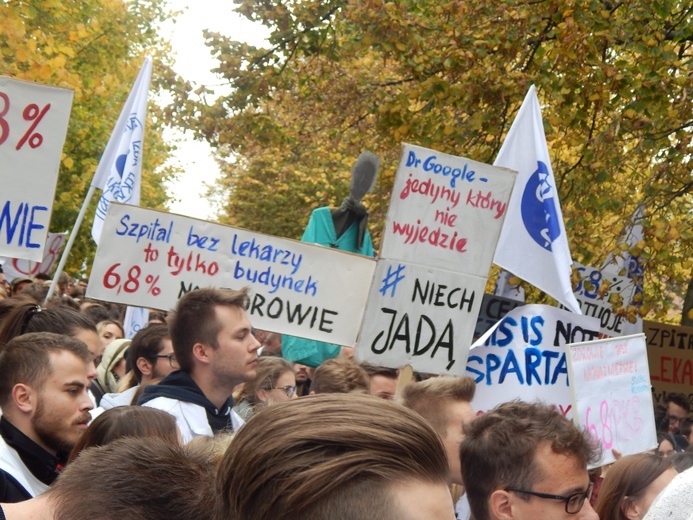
[0,0,179,275]
[178,0,692,324]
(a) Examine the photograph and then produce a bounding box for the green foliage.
[176,0,692,323]
[0,0,179,275]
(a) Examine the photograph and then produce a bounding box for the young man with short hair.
[0,333,93,502]
[664,392,690,435]
[98,324,177,410]
[138,288,260,442]
[460,401,600,520]
[215,393,455,520]
[402,376,477,518]
[309,357,369,395]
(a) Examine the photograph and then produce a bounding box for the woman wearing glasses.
[233,357,297,421]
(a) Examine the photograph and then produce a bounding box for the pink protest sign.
[566,334,657,467]
[0,77,73,261]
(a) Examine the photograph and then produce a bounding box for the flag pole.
[44,185,97,303]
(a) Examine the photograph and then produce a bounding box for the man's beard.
[33,399,91,454]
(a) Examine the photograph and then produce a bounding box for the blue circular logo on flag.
[520,161,561,251]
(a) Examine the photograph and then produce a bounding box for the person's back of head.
[310,357,369,394]
[0,301,97,355]
[215,393,452,520]
[68,406,180,463]
[460,400,600,520]
[49,437,216,520]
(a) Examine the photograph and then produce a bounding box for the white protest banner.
[357,144,515,375]
[358,259,487,375]
[0,232,67,280]
[380,143,516,276]
[0,77,73,261]
[87,204,376,346]
[467,304,601,419]
[566,334,657,467]
[572,262,637,337]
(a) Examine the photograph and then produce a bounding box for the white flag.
[91,57,152,243]
[493,85,581,313]
[123,306,149,339]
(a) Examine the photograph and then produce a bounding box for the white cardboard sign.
[87,204,376,345]
[566,334,657,467]
[467,304,601,419]
[0,232,67,280]
[0,77,73,261]
[358,259,486,375]
[380,143,516,276]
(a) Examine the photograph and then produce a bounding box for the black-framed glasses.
[505,482,593,514]
[272,385,296,398]
[154,353,179,369]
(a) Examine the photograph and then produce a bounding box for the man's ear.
[136,357,154,377]
[11,383,37,414]
[192,343,211,365]
[489,489,514,520]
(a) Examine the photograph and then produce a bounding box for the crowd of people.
[0,265,691,519]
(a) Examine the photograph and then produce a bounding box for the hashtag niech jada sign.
[88,204,376,346]
[0,77,74,262]
[357,144,516,376]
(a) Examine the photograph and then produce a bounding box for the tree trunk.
[682,277,693,327]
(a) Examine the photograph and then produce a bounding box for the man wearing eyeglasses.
[664,392,690,435]
[460,401,600,520]
[138,288,260,443]
[95,324,176,413]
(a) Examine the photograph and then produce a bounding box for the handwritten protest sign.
[380,143,516,275]
[0,232,67,280]
[357,144,515,375]
[0,77,73,261]
[358,260,487,375]
[567,334,657,466]
[88,204,376,345]
[645,320,693,409]
[572,262,637,337]
[467,304,601,419]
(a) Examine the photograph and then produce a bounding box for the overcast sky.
[160,1,268,220]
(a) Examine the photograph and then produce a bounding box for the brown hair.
[51,438,217,520]
[359,362,398,379]
[594,453,674,520]
[169,287,249,372]
[0,332,91,407]
[401,376,476,434]
[215,393,449,520]
[68,406,180,463]
[236,356,294,406]
[0,300,97,346]
[665,392,691,413]
[310,357,369,394]
[128,324,170,383]
[460,400,600,520]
